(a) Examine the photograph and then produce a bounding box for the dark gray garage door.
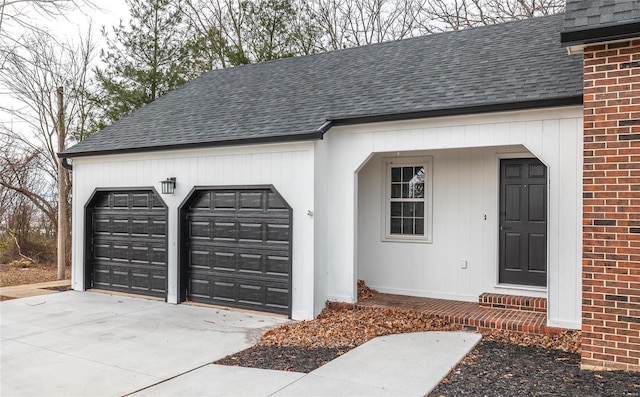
[86,190,168,298]
[181,187,292,316]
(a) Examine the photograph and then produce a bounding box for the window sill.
[382,235,432,244]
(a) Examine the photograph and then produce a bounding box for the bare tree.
[0,0,96,34]
[180,0,322,68]
[308,0,564,47]
[181,0,229,70]
[0,133,56,264]
[417,0,565,32]
[0,134,57,227]
[0,29,95,276]
[309,0,424,50]
[179,0,249,68]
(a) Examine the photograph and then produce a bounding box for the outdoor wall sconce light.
[160,177,176,194]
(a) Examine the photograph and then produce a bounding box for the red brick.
[583,40,640,372]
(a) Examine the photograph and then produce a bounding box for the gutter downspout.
[316,120,333,135]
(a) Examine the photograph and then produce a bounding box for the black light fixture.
[160,177,176,194]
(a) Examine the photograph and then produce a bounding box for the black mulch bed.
[215,346,343,373]
[430,340,640,397]
[216,340,640,396]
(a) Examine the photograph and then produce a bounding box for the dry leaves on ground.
[357,279,376,300]
[259,306,462,349]
[0,263,70,287]
[481,328,581,353]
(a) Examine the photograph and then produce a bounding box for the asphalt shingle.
[563,0,640,31]
[62,14,582,158]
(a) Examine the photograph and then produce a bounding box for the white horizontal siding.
[71,142,316,320]
[319,106,583,328]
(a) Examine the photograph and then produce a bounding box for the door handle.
[500,226,510,231]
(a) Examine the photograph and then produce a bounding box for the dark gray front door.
[86,190,168,298]
[181,187,292,316]
[499,159,547,287]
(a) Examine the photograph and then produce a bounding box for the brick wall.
[582,39,640,372]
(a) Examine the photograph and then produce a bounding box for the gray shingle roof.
[561,0,640,45]
[62,14,582,158]
[563,0,640,31]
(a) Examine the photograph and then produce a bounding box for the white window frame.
[382,156,433,243]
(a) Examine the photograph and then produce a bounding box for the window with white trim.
[384,157,433,242]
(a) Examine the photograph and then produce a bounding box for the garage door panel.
[238,222,263,241]
[112,219,129,234]
[112,245,129,261]
[213,221,236,240]
[192,211,290,219]
[267,192,287,210]
[189,250,210,269]
[93,216,167,237]
[93,239,166,258]
[265,255,290,276]
[213,251,235,271]
[130,246,153,262]
[189,278,213,300]
[92,258,167,272]
[113,193,132,208]
[92,263,166,297]
[131,193,151,208]
[265,285,289,310]
[187,243,289,273]
[187,273,289,314]
[190,192,211,208]
[266,223,290,243]
[189,221,210,239]
[191,240,289,253]
[213,192,236,209]
[238,284,262,306]
[239,192,263,209]
[93,219,110,233]
[187,219,290,243]
[211,280,235,303]
[183,188,291,315]
[238,253,262,273]
[87,190,167,298]
[130,218,167,236]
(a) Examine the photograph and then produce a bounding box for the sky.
[17,0,130,41]
[0,0,131,136]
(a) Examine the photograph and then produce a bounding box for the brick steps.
[479,293,547,313]
[340,292,567,336]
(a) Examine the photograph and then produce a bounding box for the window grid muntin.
[389,165,426,236]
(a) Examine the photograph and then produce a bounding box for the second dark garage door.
[180,187,292,316]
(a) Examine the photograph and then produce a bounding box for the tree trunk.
[57,86,68,280]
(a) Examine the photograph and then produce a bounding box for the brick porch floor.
[348,292,564,335]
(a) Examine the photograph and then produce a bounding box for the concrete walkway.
[133,332,481,397]
[1,291,481,397]
[0,279,71,299]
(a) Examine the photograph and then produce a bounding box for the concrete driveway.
[1,291,482,397]
[0,291,289,396]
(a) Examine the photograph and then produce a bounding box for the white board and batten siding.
[71,142,317,320]
[318,107,583,329]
